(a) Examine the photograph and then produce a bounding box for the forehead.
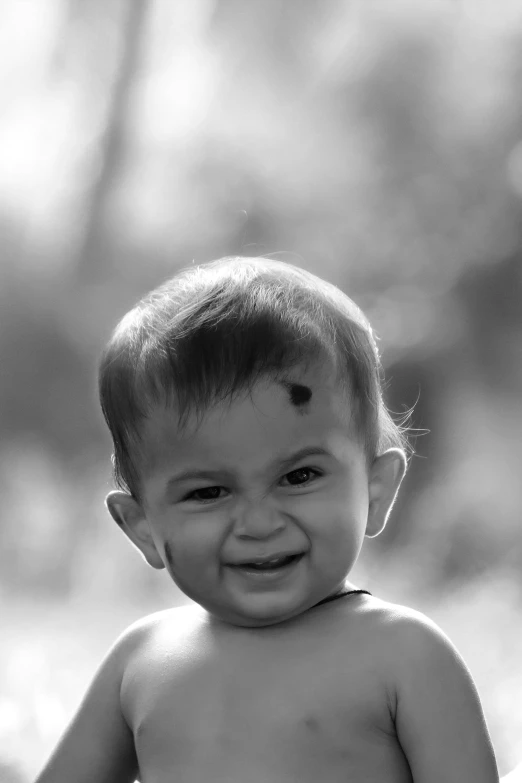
[139,369,356,479]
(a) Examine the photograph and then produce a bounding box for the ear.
[365,449,407,539]
[105,491,165,569]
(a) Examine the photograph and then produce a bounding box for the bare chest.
[122,614,411,783]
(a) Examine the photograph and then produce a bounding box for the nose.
[233,498,286,540]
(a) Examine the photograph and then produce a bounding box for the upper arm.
[35,626,141,783]
[391,611,498,783]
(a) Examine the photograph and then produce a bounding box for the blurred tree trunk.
[76,0,150,284]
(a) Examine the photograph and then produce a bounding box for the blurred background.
[1,0,522,779]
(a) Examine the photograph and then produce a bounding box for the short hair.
[99,257,410,502]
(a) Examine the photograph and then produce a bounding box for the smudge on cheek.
[303,715,320,733]
[164,540,176,574]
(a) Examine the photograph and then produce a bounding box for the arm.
[34,627,140,783]
[390,610,498,783]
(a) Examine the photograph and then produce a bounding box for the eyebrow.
[165,446,332,488]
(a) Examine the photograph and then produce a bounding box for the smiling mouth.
[230,553,304,572]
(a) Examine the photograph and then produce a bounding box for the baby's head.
[99,257,407,627]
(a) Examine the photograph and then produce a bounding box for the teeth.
[243,555,297,568]
[255,557,282,565]
[231,554,302,570]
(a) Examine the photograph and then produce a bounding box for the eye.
[183,486,226,502]
[281,467,321,487]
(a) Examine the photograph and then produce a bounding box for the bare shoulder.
[355,600,499,780]
[117,602,204,637]
[334,594,462,682]
[350,595,482,709]
[344,593,451,644]
[115,603,206,661]
[363,596,463,663]
[32,608,204,782]
[117,603,209,691]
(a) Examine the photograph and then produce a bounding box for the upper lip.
[227,551,304,566]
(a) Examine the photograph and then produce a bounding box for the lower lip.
[227,554,305,581]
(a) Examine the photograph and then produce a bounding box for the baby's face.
[138,370,371,627]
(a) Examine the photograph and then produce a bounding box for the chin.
[227,611,296,629]
[190,585,314,628]
[227,595,313,628]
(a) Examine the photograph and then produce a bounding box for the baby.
[35,257,498,782]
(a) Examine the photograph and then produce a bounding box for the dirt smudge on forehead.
[280,381,312,411]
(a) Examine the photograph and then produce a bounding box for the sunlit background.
[1,0,522,780]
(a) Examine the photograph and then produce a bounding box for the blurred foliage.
[1,0,522,779]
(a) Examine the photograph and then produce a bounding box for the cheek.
[159,513,227,571]
[304,477,367,519]
[298,486,367,547]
